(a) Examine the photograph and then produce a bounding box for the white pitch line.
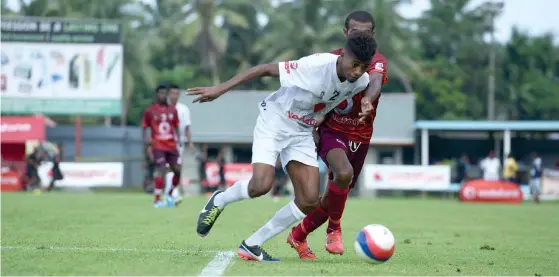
[1,245,215,254]
[198,251,235,276]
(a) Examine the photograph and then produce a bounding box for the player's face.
[344,19,375,38]
[341,52,371,83]
[156,89,168,103]
[169,89,180,103]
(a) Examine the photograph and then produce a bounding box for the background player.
[165,84,195,205]
[142,84,181,208]
[288,10,389,259]
[188,31,377,262]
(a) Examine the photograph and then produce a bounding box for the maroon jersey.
[323,49,388,143]
[142,103,179,151]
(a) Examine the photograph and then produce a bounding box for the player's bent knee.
[334,166,354,188]
[295,189,319,214]
[247,175,274,198]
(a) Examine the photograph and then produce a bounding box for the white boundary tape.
[198,251,235,276]
[2,245,236,276]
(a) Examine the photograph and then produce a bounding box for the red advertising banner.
[460,179,522,204]
[1,166,23,192]
[0,116,46,143]
[203,162,252,187]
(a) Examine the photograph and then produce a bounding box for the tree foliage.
[3,0,558,125]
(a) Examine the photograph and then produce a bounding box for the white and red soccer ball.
[354,224,395,263]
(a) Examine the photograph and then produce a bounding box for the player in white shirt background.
[187,31,377,262]
[165,84,195,204]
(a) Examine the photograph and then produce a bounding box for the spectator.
[480,150,500,181]
[503,153,518,184]
[25,147,43,192]
[47,143,64,191]
[216,146,226,187]
[456,153,470,184]
[529,152,542,204]
[197,144,210,194]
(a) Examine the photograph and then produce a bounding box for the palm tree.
[180,0,267,85]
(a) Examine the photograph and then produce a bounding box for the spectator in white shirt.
[480,150,501,181]
[165,84,195,198]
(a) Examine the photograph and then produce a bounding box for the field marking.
[198,251,235,276]
[1,245,216,254]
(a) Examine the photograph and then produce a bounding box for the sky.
[5,0,558,43]
[397,0,558,43]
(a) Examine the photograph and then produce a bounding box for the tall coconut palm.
[180,0,268,85]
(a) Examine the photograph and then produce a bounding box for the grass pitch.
[1,192,558,276]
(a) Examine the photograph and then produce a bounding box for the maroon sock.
[154,177,164,203]
[326,181,349,232]
[292,200,329,241]
[169,174,180,195]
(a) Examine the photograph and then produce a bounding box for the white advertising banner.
[38,162,123,187]
[363,164,451,191]
[541,168,559,200]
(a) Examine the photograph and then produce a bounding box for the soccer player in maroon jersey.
[287,11,389,259]
[142,84,182,208]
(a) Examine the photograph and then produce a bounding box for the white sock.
[165,171,174,195]
[213,179,250,209]
[245,200,305,247]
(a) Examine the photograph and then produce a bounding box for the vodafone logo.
[1,123,31,133]
[477,189,520,198]
[462,187,477,200]
[374,172,382,181]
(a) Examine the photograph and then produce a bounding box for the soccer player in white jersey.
[187,31,377,262]
[166,84,195,206]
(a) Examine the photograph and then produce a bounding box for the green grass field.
[1,192,558,276]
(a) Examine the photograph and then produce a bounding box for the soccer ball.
[354,224,395,263]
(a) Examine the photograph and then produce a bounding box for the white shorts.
[529,178,541,195]
[251,114,318,169]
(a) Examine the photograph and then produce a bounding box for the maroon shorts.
[152,149,179,166]
[318,128,369,189]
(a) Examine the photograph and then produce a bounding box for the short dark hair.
[169,84,180,90]
[345,11,375,30]
[344,31,377,62]
[155,84,168,92]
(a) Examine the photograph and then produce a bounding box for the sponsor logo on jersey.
[287,111,315,126]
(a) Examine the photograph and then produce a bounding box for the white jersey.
[259,53,370,135]
[481,157,501,181]
[174,102,191,143]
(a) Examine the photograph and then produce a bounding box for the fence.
[47,125,145,187]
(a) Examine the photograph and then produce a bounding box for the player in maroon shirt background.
[142,84,181,208]
[288,11,389,259]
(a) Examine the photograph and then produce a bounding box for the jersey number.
[329,91,340,101]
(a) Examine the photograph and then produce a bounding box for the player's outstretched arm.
[187,64,279,103]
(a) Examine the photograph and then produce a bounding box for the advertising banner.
[542,168,559,200]
[38,162,123,187]
[0,116,45,143]
[204,162,252,187]
[1,17,123,115]
[363,165,451,191]
[459,179,522,203]
[1,166,23,192]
